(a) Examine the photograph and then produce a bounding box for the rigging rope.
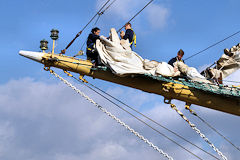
[77,0,118,56]
[69,76,203,160]
[94,0,118,25]
[61,0,112,53]
[117,0,154,33]
[57,64,219,160]
[184,30,240,61]
[169,102,228,160]
[185,107,240,152]
[71,75,220,159]
[58,62,204,160]
[48,69,173,160]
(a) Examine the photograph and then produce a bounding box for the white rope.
[170,103,228,160]
[49,70,173,160]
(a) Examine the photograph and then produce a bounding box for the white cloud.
[0,77,239,160]
[96,0,170,30]
[146,4,170,30]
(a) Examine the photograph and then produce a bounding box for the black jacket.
[87,33,100,49]
[168,57,184,67]
[123,29,134,43]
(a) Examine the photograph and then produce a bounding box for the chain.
[170,103,228,160]
[48,69,173,160]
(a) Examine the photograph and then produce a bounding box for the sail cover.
[96,28,205,81]
[216,50,240,78]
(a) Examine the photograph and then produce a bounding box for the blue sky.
[0,0,240,160]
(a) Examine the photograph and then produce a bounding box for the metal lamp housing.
[50,29,59,40]
[40,39,48,51]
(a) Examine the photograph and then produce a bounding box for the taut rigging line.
[117,0,154,33]
[184,30,240,61]
[57,61,219,160]
[94,0,118,25]
[61,0,112,54]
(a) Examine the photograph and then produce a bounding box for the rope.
[62,0,112,53]
[48,69,173,160]
[117,0,154,33]
[78,0,118,56]
[94,0,118,25]
[68,75,204,160]
[169,103,228,160]
[75,77,220,159]
[186,107,240,152]
[58,64,204,159]
[184,30,240,61]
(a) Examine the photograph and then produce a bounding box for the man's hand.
[120,31,125,38]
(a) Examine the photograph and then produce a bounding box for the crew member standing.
[120,22,136,48]
[86,27,101,65]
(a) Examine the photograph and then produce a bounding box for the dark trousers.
[86,50,103,66]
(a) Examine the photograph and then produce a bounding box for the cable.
[184,30,240,61]
[94,0,118,25]
[117,0,154,33]
[72,76,204,160]
[61,0,112,53]
[186,108,240,152]
[50,69,174,160]
[58,67,219,159]
[170,103,228,160]
[77,0,118,56]
[84,79,221,160]
[56,61,205,159]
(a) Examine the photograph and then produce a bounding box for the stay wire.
[101,0,117,14]
[117,0,154,33]
[79,0,118,56]
[188,109,240,152]
[63,0,112,51]
[184,30,240,61]
[94,0,118,25]
[82,79,220,160]
[57,60,232,159]
[56,61,203,159]
[70,76,204,160]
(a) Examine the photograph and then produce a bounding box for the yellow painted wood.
[42,53,240,116]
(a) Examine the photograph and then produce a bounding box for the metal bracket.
[63,70,73,77]
[185,102,191,110]
[185,103,197,116]
[164,98,171,104]
[44,66,50,71]
[79,75,88,83]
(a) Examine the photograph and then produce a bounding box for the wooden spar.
[40,52,240,116]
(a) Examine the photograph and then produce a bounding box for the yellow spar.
[19,51,240,116]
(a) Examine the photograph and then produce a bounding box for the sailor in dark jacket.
[120,22,136,48]
[168,49,185,67]
[86,27,101,64]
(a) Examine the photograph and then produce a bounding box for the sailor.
[168,49,185,67]
[120,22,136,48]
[86,27,101,65]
